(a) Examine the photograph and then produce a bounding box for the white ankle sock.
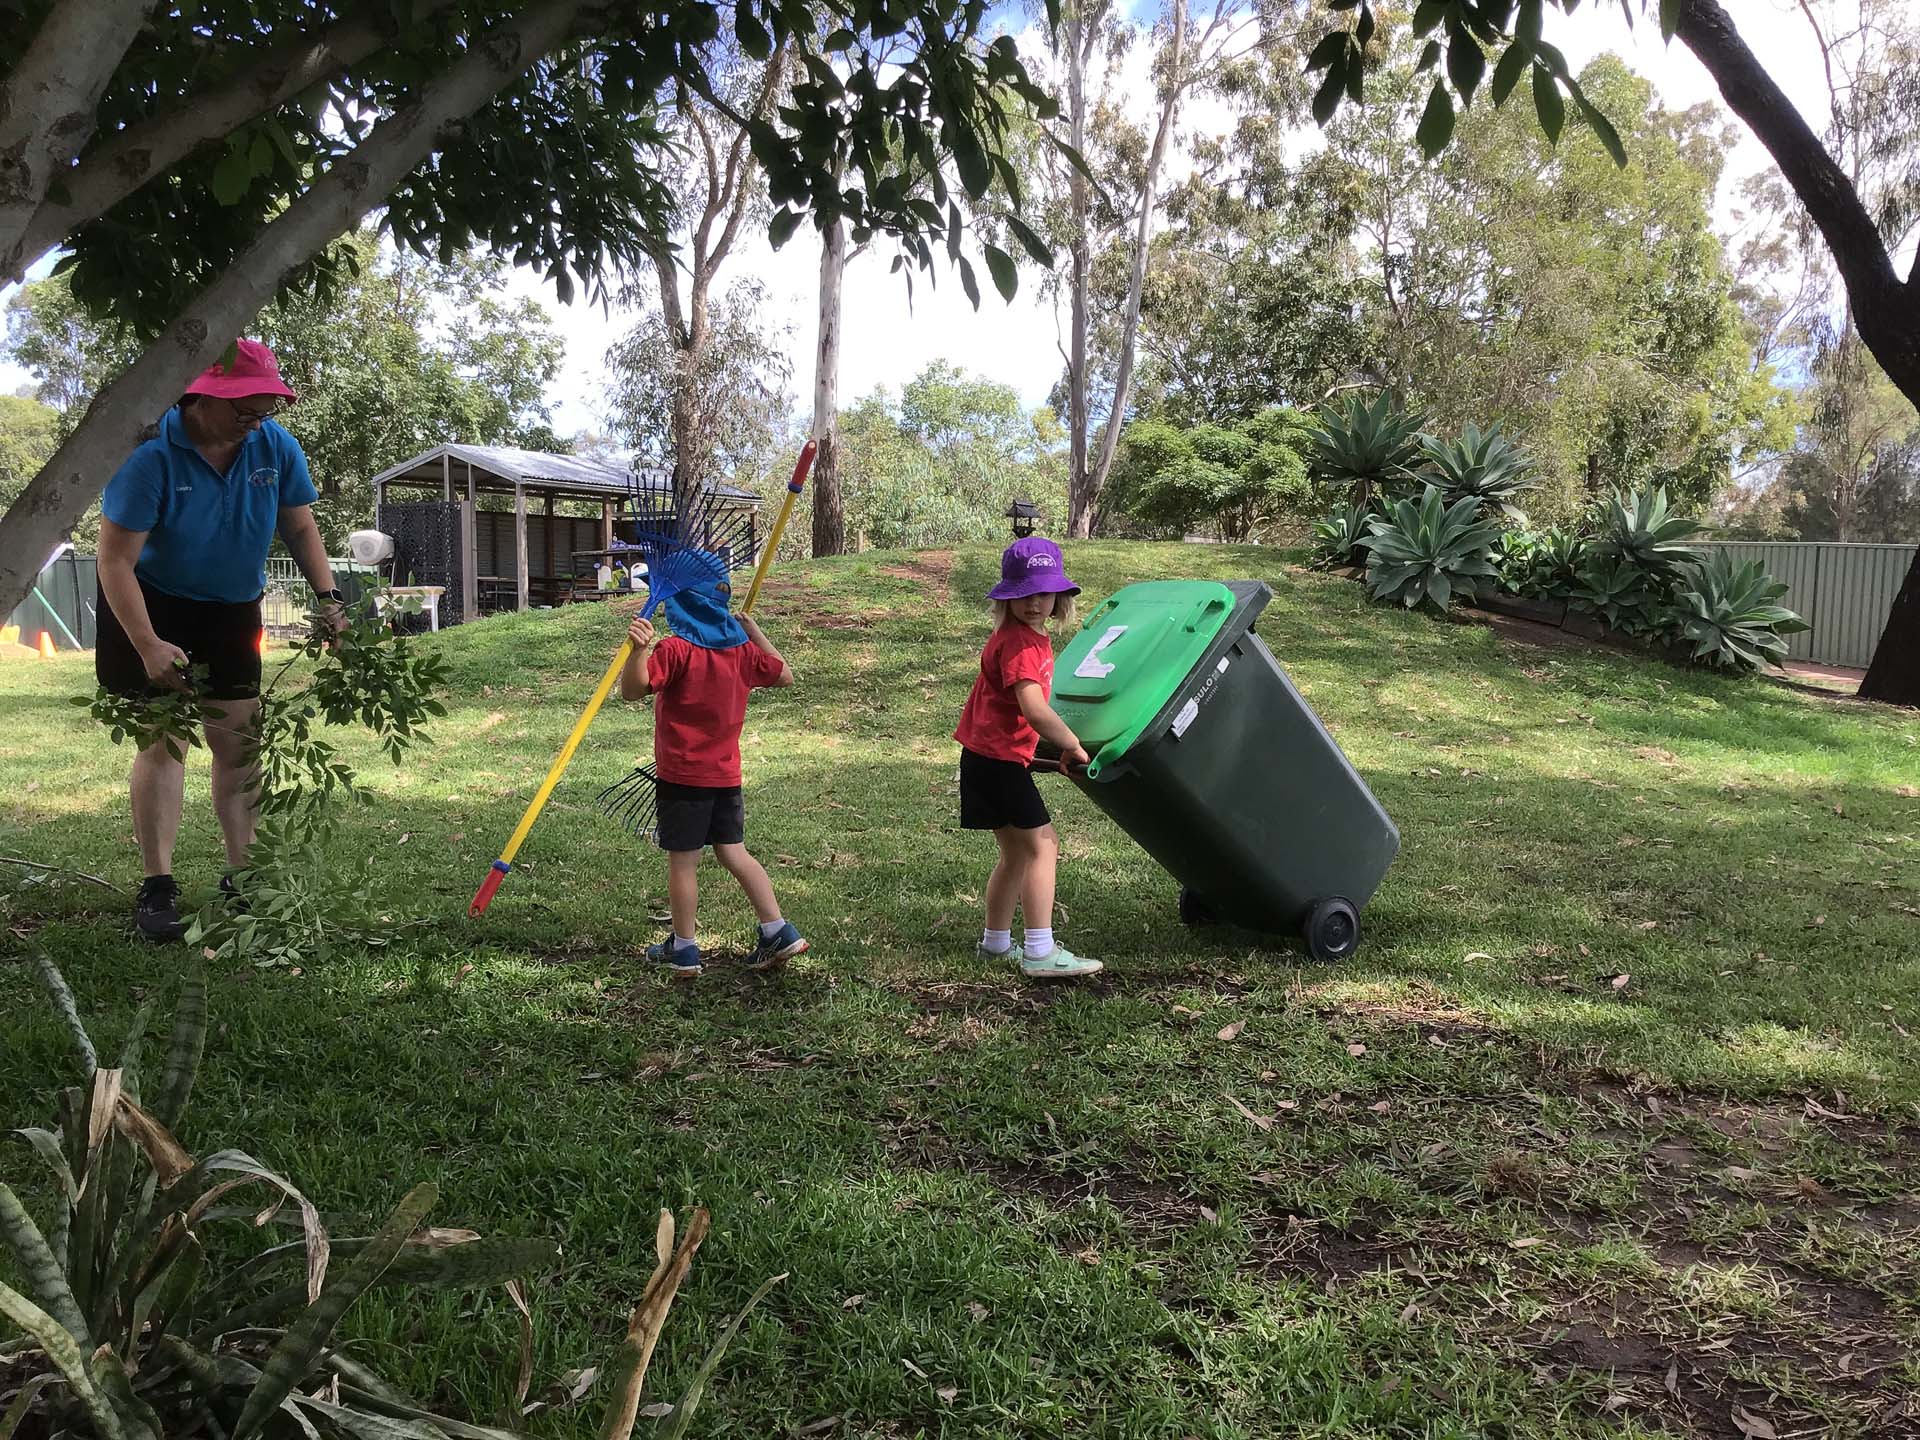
[673,933,697,952]
[759,919,785,939]
[1023,927,1054,959]
[981,928,1012,955]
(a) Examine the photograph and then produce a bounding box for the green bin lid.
[1052,579,1238,776]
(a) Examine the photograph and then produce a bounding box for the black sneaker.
[134,876,187,943]
[219,873,250,913]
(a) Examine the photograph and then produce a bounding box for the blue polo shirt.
[101,409,318,604]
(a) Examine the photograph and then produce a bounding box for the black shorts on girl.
[958,746,1051,831]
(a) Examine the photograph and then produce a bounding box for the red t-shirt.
[647,636,787,787]
[954,622,1055,763]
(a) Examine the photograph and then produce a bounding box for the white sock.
[759,919,785,939]
[981,928,1012,955]
[1023,927,1054,959]
[673,933,697,952]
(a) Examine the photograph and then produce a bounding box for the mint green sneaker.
[1019,946,1102,980]
[978,942,1024,963]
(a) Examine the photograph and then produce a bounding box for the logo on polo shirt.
[248,467,280,488]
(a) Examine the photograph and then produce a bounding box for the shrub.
[1570,553,1672,637]
[1308,390,1424,505]
[1110,407,1313,541]
[1672,552,1811,670]
[1419,422,1535,525]
[1356,484,1503,612]
[0,957,776,1440]
[1496,526,1588,601]
[1310,500,1380,569]
[1597,486,1706,583]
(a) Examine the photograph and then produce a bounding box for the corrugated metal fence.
[7,551,98,650]
[1699,541,1914,669]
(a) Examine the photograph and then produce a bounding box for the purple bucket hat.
[989,536,1080,601]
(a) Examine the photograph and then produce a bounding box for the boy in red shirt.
[954,537,1102,979]
[620,579,805,978]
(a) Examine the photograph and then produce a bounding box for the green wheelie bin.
[1046,578,1398,961]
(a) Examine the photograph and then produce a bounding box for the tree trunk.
[1064,12,1093,539]
[1082,0,1188,538]
[810,213,848,558]
[1674,0,1920,705]
[0,0,158,278]
[0,0,582,616]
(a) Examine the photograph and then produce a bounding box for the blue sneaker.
[748,920,809,973]
[647,936,702,979]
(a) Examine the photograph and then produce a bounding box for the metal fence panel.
[1699,541,1915,669]
[7,551,98,650]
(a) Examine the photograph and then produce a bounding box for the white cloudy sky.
[0,2,1843,429]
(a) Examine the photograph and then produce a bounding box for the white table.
[377,585,445,631]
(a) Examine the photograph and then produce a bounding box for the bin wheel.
[1177,887,1216,927]
[1304,898,1360,963]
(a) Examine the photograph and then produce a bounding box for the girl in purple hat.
[952,537,1103,980]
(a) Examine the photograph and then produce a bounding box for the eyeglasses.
[228,399,283,424]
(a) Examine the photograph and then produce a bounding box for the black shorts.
[959,746,1051,831]
[655,781,746,852]
[95,580,263,703]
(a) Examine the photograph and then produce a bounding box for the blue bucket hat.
[658,580,747,650]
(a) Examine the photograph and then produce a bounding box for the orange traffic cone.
[36,631,55,659]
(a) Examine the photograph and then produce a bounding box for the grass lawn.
[3,542,1917,1439]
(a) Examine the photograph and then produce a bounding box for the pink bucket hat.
[183,339,297,403]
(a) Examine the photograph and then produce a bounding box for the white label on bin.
[1171,697,1200,738]
[1216,657,1230,675]
[1075,625,1128,678]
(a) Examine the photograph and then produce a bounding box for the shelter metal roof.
[371,444,760,503]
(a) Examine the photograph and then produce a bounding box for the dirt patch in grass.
[876,550,955,599]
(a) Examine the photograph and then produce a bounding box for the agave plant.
[1418,422,1535,524]
[1309,390,1424,504]
[1491,530,1538,594]
[1672,552,1811,671]
[1356,484,1504,612]
[1310,501,1379,570]
[1597,486,1706,582]
[1570,553,1669,636]
[0,957,775,1440]
[1526,527,1590,601]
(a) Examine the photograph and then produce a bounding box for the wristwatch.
[314,588,345,603]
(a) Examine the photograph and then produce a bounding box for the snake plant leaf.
[86,1346,164,1440]
[177,1150,330,1301]
[0,1281,126,1440]
[600,1209,711,1440]
[151,972,209,1131]
[290,1396,444,1440]
[655,1271,788,1440]
[0,1181,89,1344]
[13,1128,77,1202]
[330,1384,531,1440]
[0,1374,62,1440]
[29,948,97,1080]
[112,1095,195,1189]
[231,1182,439,1440]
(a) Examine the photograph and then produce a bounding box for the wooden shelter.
[370,445,761,623]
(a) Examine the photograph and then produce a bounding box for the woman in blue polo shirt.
[96,339,343,941]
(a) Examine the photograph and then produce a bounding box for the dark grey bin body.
[1068,581,1399,939]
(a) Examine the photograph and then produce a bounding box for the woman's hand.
[139,638,191,688]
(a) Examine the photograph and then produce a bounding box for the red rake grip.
[468,865,508,918]
[788,439,817,493]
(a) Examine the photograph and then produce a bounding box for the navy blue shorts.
[958,747,1051,831]
[655,781,746,852]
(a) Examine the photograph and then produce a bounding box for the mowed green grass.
[3,543,1917,1439]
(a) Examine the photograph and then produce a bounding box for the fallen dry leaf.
[1197,1204,1219,1223]
[1577,943,1592,957]
[1171,1004,1200,1017]
[1509,1236,1547,1250]
[1225,1094,1274,1132]
[1216,1020,1246,1041]
[638,1403,673,1420]
[1796,1176,1835,1204]
[1611,973,1631,990]
[1346,1042,1367,1057]
[1464,950,1495,963]
[1636,920,1659,931]
[842,1294,866,1310]
[1895,784,1919,798]
[936,1386,958,1405]
[1369,1100,1391,1113]
[1664,1359,1680,1399]
[901,1359,928,1380]
[1274,1098,1299,1112]
[1803,1096,1856,1122]
[1731,1404,1778,1439]
[1071,1245,1101,1266]
[966,1302,989,1323]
